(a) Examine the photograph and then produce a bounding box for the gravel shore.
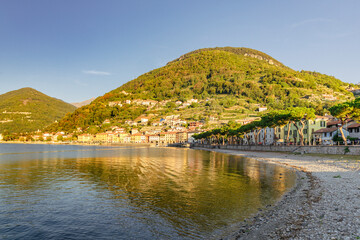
[195,148,360,240]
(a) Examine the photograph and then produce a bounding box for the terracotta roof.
[347,122,360,128]
[315,115,332,120]
[314,127,338,133]
[327,119,353,127]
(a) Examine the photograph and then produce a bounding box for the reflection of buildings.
[1,147,296,235]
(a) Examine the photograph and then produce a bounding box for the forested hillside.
[47,47,353,133]
[0,88,76,133]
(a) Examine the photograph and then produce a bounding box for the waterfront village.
[1,106,360,146]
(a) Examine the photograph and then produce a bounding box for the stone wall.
[193,144,360,156]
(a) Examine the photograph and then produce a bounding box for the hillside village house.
[281,116,331,145]
[159,132,166,144]
[258,107,268,112]
[78,134,94,142]
[131,129,139,134]
[189,122,203,129]
[125,120,137,126]
[108,101,122,107]
[347,122,360,140]
[164,132,177,144]
[95,133,108,142]
[130,133,146,143]
[176,132,188,143]
[242,116,333,145]
[103,119,111,124]
[259,127,276,145]
[313,127,350,145]
[243,129,273,145]
[148,135,160,143]
[118,133,129,142]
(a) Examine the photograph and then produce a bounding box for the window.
[304,129,308,134]
[330,132,333,137]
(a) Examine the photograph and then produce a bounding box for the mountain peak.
[168,47,284,67]
[0,88,76,133]
[49,46,353,133]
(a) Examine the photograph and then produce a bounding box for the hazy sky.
[0,0,359,103]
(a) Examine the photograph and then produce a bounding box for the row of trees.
[329,98,360,144]
[194,99,360,146]
[194,107,316,146]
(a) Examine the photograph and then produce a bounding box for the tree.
[287,107,315,146]
[329,98,360,145]
[260,110,291,144]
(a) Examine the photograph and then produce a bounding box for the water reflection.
[0,145,296,239]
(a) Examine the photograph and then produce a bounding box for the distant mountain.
[47,47,353,133]
[0,88,76,133]
[71,97,96,108]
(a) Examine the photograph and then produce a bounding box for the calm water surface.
[0,144,296,239]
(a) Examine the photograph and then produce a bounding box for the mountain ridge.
[46,47,353,133]
[71,97,96,108]
[0,87,76,133]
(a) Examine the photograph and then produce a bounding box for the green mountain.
[0,88,76,133]
[47,47,353,132]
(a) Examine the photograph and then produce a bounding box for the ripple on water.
[0,144,296,239]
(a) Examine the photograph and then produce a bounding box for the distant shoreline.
[0,141,155,147]
[194,147,360,239]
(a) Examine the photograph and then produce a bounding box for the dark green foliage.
[0,88,76,133]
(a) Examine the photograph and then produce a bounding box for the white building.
[346,122,360,139]
[313,127,350,145]
[258,127,276,145]
[148,135,160,143]
[244,127,275,145]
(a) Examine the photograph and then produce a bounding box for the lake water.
[0,144,296,239]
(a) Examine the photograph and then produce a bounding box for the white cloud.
[83,70,111,76]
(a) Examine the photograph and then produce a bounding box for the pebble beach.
[195,148,360,240]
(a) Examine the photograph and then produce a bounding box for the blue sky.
[0,0,359,103]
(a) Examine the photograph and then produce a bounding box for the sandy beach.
[194,147,360,240]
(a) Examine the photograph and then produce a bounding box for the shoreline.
[0,141,154,147]
[193,147,360,239]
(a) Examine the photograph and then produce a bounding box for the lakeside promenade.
[194,147,360,239]
[192,143,360,155]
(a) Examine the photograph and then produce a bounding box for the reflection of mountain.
[0,147,296,238]
[71,148,296,233]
